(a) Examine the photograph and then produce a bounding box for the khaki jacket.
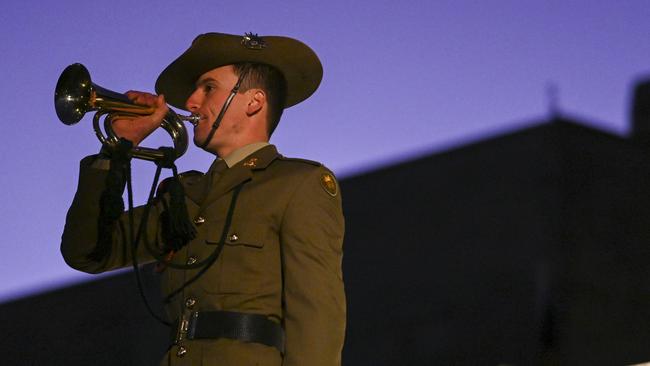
[61,145,345,366]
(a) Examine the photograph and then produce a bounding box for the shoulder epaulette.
[277,156,322,167]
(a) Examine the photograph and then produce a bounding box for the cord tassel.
[157,147,196,253]
[89,139,132,262]
[161,173,196,252]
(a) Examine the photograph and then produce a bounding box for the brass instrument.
[54,63,199,162]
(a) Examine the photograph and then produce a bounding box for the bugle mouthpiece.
[181,114,200,126]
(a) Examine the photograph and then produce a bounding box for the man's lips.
[193,114,209,126]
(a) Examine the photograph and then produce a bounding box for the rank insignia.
[241,32,267,50]
[320,173,338,197]
[243,157,259,168]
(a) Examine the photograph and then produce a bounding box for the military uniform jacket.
[61,145,346,366]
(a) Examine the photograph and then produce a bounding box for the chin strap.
[199,67,249,149]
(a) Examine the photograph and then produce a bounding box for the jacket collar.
[184,144,280,205]
[223,142,270,168]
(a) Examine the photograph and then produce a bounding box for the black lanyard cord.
[127,161,172,326]
[163,182,246,303]
[125,157,248,323]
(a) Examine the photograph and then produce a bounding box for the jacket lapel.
[178,171,208,205]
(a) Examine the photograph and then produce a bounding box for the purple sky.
[0,0,649,302]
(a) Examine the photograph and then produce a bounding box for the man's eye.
[203,85,214,93]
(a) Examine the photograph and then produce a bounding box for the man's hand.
[110,91,169,146]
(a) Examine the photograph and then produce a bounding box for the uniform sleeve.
[280,166,346,366]
[60,155,162,274]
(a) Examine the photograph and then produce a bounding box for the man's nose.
[185,89,201,111]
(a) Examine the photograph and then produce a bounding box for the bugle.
[54,63,199,162]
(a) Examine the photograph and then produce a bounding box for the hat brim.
[155,33,323,110]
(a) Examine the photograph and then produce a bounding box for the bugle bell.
[54,63,199,162]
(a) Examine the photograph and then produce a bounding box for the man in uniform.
[61,32,345,365]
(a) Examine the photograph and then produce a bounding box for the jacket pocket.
[200,221,276,295]
[205,220,265,248]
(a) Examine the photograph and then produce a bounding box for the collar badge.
[243,157,259,168]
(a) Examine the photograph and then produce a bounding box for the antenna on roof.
[545,81,560,119]
[631,78,650,143]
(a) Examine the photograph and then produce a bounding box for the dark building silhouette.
[341,117,650,365]
[3,109,650,365]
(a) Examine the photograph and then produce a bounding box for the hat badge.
[241,32,267,50]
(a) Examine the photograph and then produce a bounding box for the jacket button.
[229,234,239,242]
[176,345,187,357]
[193,216,205,225]
[186,256,197,265]
[185,297,196,309]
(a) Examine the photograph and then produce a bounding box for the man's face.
[184,65,244,153]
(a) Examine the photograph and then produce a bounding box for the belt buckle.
[175,311,198,344]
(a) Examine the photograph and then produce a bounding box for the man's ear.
[246,89,266,116]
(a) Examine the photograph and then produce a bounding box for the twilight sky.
[0,0,649,302]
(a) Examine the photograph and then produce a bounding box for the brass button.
[186,256,197,265]
[185,297,196,309]
[176,345,187,357]
[229,234,239,242]
[193,216,205,225]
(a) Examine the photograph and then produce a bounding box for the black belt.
[172,311,285,353]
